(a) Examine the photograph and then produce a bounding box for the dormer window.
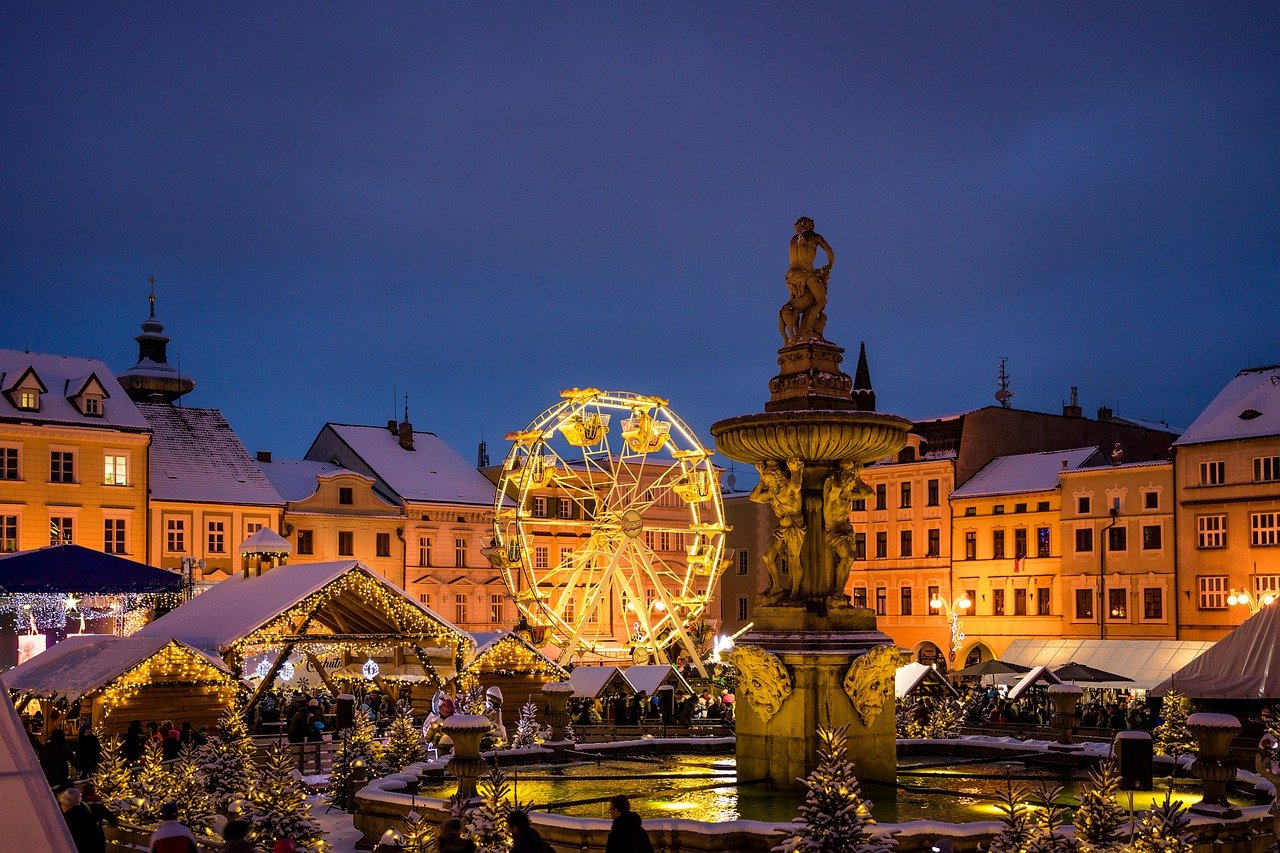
[5,366,47,412]
[68,373,109,417]
[17,389,39,410]
[82,395,102,416]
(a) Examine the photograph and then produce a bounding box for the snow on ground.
[309,793,364,853]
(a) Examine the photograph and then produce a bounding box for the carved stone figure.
[779,217,835,346]
[749,457,805,602]
[842,645,897,726]
[823,460,871,606]
[729,645,793,723]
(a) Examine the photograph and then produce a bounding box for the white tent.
[1001,638,1215,690]
[1007,664,1063,700]
[1151,603,1280,698]
[0,690,75,852]
[567,665,634,700]
[622,664,693,697]
[896,662,959,699]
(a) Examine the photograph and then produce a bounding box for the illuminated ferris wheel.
[488,388,728,675]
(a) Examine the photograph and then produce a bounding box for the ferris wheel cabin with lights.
[487,389,728,676]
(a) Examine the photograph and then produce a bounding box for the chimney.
[387,419,398,434]
[256,450,272,463]
[1097,406,1113,422]
[1063,387,1082,418]
[398,419,415,451]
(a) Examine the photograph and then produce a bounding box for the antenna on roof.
[147,274,157,319]
[995,357,1014,409]
[404,392,410,423]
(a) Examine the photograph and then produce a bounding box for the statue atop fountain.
[712,217,912,789]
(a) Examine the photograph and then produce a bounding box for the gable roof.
[567,665,635,699]
[138,403,284,506]
[895,662,959,699]
[238,527,292,554]
[0,349,148,430]
[257,457,385,504]
[1150,604,1280,698]
[1173,364,1280,447]
[622,664,693,696]
[309,423,496,507]
[466,632,569,677]
[951,446,1105,498]
[0,544,183,593]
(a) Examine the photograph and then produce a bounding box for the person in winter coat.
[76,724,102,777]
[60,787,106,853]
[220,820,259,853]
[437,818,476,853]
[507,810,553,853]
[607,795,654,853]
[148,802,198,853]
[42,728,76,788]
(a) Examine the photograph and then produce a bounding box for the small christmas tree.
[987,776,1033,853]
[895,695,922,739]
[170,743,217,836]
[384,706,424,772]
[773,725,895,853]
[132,739,176,825]
[252,745,327,852]
[92,734,137,817]
[1153,691,1195,758]
[921,695,963,739]
[1074,761,1126,853]
[400,808,436,853]
[328,711,379,810]
[510,701,543,749]
[1022,778,1076,853]
[196,704,258,810]
[563,717,575,743]
[1129,789,1193,853]
[464,761,518,853]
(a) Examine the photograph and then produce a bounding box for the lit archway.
[914,641,946,672]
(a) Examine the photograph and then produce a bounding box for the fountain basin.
[710,410,912,465]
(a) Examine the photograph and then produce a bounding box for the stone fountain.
[712,217,911,789]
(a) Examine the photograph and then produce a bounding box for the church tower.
[852,340,876,412]
[117,277,195,404]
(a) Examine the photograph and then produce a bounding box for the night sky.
[3,4,1277,474]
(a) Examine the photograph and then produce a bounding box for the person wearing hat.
[60,787,105,853]
[148,802,198,853]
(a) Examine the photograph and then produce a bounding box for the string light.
[362,658,380,680]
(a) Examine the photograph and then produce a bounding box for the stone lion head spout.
[842,645,897,726]
[728,645,793,723]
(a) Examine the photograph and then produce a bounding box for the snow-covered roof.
[895,662,958,699]
[465,632,568,676]
[1150,604,1280,698]
[238,527,291,554]
[622,664,693,696]
[1002,638,1216,691]
[311,424,497,507]
[1006,664,1063,700]
[139,403,284,506]
[1173,364,1280,447]
[0,635,232,700]
[567,665,634,699]
[0,691,75,852]
[134,560,470,653]
[0,349,148,431]
[951,447,1104,498]
[258,458,367,502]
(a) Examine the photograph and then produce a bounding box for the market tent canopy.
[466,632,569,679]
[1002,638,1215,690]
[0,690,74,852]
[896,662,959,699]
[0,544,183,593]
[568,665,634,700]
[1007,665,1064,700]
[1151,604,1280,699]
[1054,662,1133,684]
[622,664,693,697]
[952,659,1031,678]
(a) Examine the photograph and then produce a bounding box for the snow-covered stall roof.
[258,458,366,501]
[951,447,1105,498]
[1006,665,1063,700]
[1150,604,1280,698]
[622,664,693,696]
[1,635,232,701]
[465,632,569,678]
[1173,364,1280,447]
[0,690,75,852]
[134,560,471,656]
[896,662,959,699]
[567,665,634,699]
[139,403,284,506]
[1001,639,1216,691]
[0,349,148,432]
[238,527,292,554]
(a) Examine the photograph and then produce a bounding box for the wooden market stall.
[460,631,569,714]
[567,665,635,723]
[1,634,239,734]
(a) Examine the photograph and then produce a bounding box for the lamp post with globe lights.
[928,592,972,668]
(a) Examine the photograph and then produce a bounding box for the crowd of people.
[959,685,1158,730]
[571,688,736,727]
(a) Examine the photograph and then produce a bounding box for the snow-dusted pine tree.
[773,725,895,853]
[251,745,327,853]
[1153,691,1195,758]
[563,717,575,743]
[895,695,922,739]
[987,776,1034,853]
[1022,778,1077,853]
[196,704,257,810]
[1074,761,1126,853]
[400,808,436,853]
[170,743,217,835]
[132,739,176,825]
[464,761,518,853]
[1129,789,1193,853]
[92,734,136,817]
[384,706,424,772]
[921,695,963,739]
[328,712,380,811]
[510,701,542,749]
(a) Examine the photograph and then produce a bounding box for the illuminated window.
[101,454,127,485]
[376,532,391,557]
[50,516,73,545]
[17,389,39,410]
[993,589,1005,616]
[851,586,867,608]
[1108,588,1128,620]
[207,520,226,553]
[1199,460,1225,486]
[491,594,504,623]
[50,451,75,483]
[104,518,126,554]
[1037,527,1051,558]
[1197,515,1226,549]
[1143,588,1163,620]
[1198,576,1228,610]
[297,529,313,555]
[534,546,548,569]
[0,515,17,552]
[337,530,353,556]
[166,518,186,553]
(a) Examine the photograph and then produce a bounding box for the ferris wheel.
[488,388,728,676]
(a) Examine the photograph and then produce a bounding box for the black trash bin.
[335,693,356,731]
[1115,730,1153,790]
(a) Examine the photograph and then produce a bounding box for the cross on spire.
[403,392,410,422]
[147,275,157,318]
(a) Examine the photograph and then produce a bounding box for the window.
[851,586,867,608]
[1037,501,1050,512]
[455,593,468,624]
[927,528,940,557]
[1256,575,1280,599]
[1077,496,1091,514]
[50,451,75,483]
[964,507,976,517]
[103,454,127,486]
[100,518,125,554]
[82,395,101,415]
[1014,528,1027,558]
[376,532,391,557]
[297,529,314,555]
[534,546,548,569]
[900,530,912,557]
[1143,588,1163,620]
[1075,528,1094,553]
[1251,512,1280,546]
[1108,588,1127,620]
[1198,575,1228,610]
[166,518,186,553]
[1255,456,1280,483]
[207,520,226,553]
[853,532,866,560]
[737,597,749,621]
[900,586,913,615]
[1197,515,1226,549]
[564,595,575,623]
[557,498,572,519]
[455,537,467,566]
[964,531,976,560]
[1037,588,1051,616]
[874,531,887,559]
[1075,589,1094,620]
[992,529,1005,559]
[50,516,73,545]
[900,482,912,508]
[338,487,353,505]
[17,388,39,410]
[245,522,263,538]
[992,505,1005,515]
[0,515,16,552]
[533,496,547,518]
[0,446,17,480]
[927,585,939,605]
[1107,526,1127,552]
[559,546,574,566]
[874,484,886,511]
[419,537,431,566]
[1141,524,1162,550]
[737,550,749,575]
[1199,460,1225,486]
[1036,527,1051,558]
[851,498,866,512]
[927,479,940,506]
[1143,491,1159,510]
[1014,503,1027,513]
[419,592,431,606]
[337,530,354,556]
[674,533,685,552]
[965,588,977,610]
[1014,588,1027,616]
[874,586,887,616]
[993,588,1006,616]
[659,531,670,551]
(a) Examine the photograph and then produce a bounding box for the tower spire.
[147,274,157,319]
[117,276,195,404]
[852,341,876,412]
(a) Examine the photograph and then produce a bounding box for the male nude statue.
[824,461,871,606]
[779,217,835,345]
[749,457,805,603]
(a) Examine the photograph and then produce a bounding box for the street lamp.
[929,594,972,667]
[1228,588,1277,614]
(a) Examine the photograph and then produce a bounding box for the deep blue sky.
[3,3,1277,471]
